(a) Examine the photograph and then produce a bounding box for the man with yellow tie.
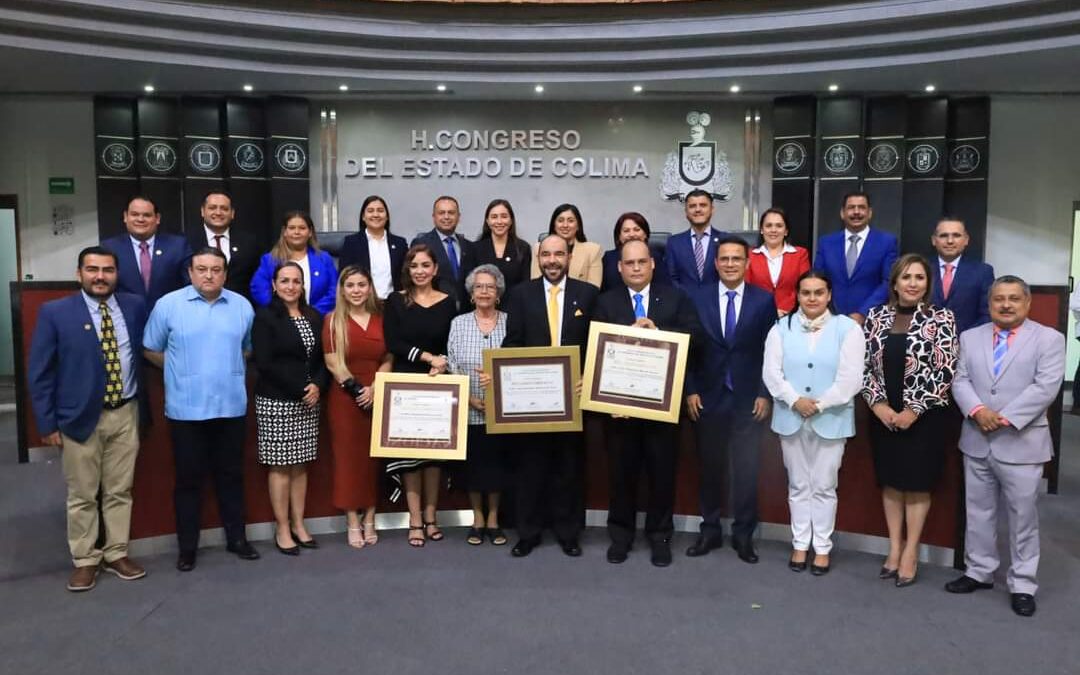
[503,233,599,558]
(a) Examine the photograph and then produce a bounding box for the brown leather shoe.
[104,557,146,581]
[67,566,98,592]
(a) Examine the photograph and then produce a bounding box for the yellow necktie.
[100,302,124,407]
[547,285,561,346]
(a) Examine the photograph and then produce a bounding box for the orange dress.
[322,314,387,511]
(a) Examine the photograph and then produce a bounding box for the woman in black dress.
[252,262,328,555]
[473,198,531,290]
[862,253,957,586]
[383,243,457,547]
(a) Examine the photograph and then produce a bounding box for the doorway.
[0,196,20,378]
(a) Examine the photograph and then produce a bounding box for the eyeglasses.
[472,283,498,292]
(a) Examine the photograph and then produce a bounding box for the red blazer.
[746,245,810,313]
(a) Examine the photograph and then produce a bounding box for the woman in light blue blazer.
[763,270,865,575]
[252,211,338,314]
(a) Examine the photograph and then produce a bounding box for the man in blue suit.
[665,189,727,293]
[685,236,777,564]
[813,192,898,324]
[28,246,148,592]
[101,195,192,310]
[929,217,994,333]
[411,195,476,312]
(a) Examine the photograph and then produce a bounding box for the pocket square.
[574,309,583,317]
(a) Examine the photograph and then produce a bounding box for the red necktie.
[942,263,954,299]
[138,241,152,291]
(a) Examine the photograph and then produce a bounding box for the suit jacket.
[338,230,408,292]
[474,236,532,289]
[28,292,147,443]
[503,277,599,361]
[664,227,726,292]
[687,282,777,410]
[250,248,339,315]
[530,240,603,288]
[102,232,192,310]
[951,320,1066,463]
[746,245,811,314]
[813,228,898,317]
[251,307,329,401]
[412,229,477,310]
[594,284,703,370]
[930,257,994,333]
[600,247,671,293]
[186,226,260,301]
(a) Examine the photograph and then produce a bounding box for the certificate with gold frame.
[370,372,470,460]
[580,321,690,424]
[482,346,582,434]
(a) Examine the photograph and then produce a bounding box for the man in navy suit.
[929,217,994,333]
[813,192,898,324]
[685,236,777,563]
[594,240,702,567]
[411,195,476,311]
[101,195,192,310]
[28,246,148,592]
[665,189,727,292]
[503,234,599,559]
[186,191,259,302]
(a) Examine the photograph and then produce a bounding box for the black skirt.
[462,425,506,493]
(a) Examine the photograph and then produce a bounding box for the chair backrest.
[318,231,350,258]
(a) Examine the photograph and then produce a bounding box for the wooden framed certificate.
[482,346,582,434]
[370,372,470,460]
[580,321,690,424]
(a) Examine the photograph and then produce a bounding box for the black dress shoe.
[176,551,196,572]
[275,535,300,556]
[685,534,722,557]
[606,542,629,564]
[789,559,808,573]
[292,532,318,549]
[226,540,260,560]
[511,538,538,558]
[810,563,830,576]
[560,539,582,557]
[650,541,672,568]
[732,539,759,564]
[944,575,994,594]
[878,566,899,580]
[1010,593,1036,617]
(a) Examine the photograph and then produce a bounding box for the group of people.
[27,188,1064,619]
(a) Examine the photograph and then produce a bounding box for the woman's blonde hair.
[270,210,321,263]
[327,265,381,374]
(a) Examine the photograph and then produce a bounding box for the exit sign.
[49,177,74,194]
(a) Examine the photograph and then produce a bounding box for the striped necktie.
[993,328,1011,377]
[693,233,706,280]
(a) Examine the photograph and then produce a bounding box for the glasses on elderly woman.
[472,283,498,292]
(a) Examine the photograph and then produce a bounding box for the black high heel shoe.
[275,534,300,556]
[878,566,899,580]
[292,531,318,549]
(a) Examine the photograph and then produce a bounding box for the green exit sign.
[49,177,75,194]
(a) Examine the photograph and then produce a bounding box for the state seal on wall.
[823,143,855,175]
[101,143,134,173]
[949,144,980,175]
[660,111,732,201]
[189,142,222,174]
[234,142,265,173]
[866,143,899,174]
[907,144,940,174]
[774,142,806,174]
[275,142,307,174]
[144,142,177,174]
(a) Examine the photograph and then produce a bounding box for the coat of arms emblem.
[660,111,732,201]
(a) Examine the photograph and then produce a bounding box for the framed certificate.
[580,321,690,424]
[482,346,582,434]
[370,372,470,460]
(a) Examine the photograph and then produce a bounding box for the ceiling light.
[534,85,545,93]
[828,84,839,92]
[143,84,155,93]
[339,84,349,92]
[633,85,643,93]
[729,84,741,93]
[243,84,254,92]
[925,84,936,92]
[436,84,447,92]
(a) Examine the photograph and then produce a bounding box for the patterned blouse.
[861,302,958,415]
[447,310,508,425]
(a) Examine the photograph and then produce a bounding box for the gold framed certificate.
[482,346,582,434]
[580,321,690,424]
[370,372,470,460]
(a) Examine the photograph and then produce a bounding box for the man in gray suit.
[947,275,1065,617]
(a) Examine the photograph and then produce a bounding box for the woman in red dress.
[322,265,393,548]
[746,207,811,317]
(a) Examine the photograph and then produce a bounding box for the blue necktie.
[723,290,737,390]
[444,236,460,280]
[633,293,645,319]
[993,329,1010,377]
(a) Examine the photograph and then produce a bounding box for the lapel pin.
[232,246,238,252]
[314,270,320,276]
[505,256,511,262]
[155,249,162,256]
[84,323,92,331]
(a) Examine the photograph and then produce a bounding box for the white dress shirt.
[762,312,866,412]
[718,281,745,338]
[543,276,566,345]
[129,234,156,261]
[938,254,962,277]
[203,225,231,262]
[754,243,797,285]
[367,230,394,299]
[295,255,312,303]
[844,227,869,260]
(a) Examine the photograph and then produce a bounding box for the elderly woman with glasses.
[446,264,510,546]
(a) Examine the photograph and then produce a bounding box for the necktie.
[723,290,737,389]
[547,285,561,346]
[213,234,224,250]
[845,234,859,277]
[633,293,645,319]
[138,241,152,292]
[693,232,706,280]
[99,303,123,407]
[993,329,1010,377]
[444,236,460,280]
[942,263,955,299]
